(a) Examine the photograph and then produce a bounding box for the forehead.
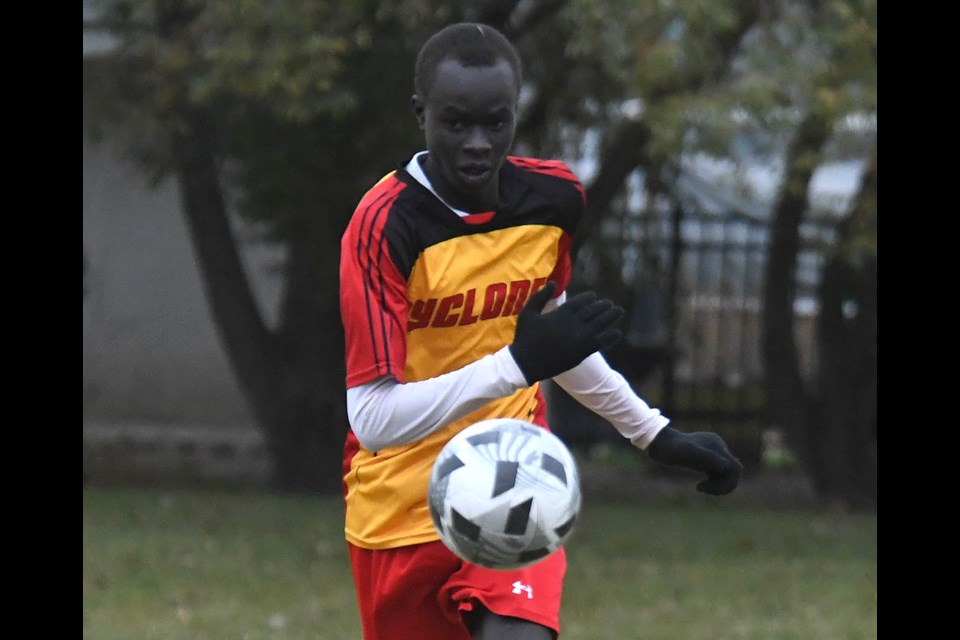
[426,59,518,110]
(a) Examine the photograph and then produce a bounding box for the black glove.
[509,281,624,385]
[647,427,743,495]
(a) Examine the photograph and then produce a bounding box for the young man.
[339,22,742,640]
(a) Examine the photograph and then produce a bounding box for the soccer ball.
[428,418,582,570]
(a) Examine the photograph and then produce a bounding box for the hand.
[509,281,624,385]
[647,427,742,495]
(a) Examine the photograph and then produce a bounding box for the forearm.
[552,352,669,449]
[346,346,528,451]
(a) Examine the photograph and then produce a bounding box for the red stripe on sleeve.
[340,177,410,387]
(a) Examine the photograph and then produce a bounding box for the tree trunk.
[264,335,345,494]
[813,147,877,508]
[155,0,347,493]
[269,229,347,494]
[763,116,877,509]
[761,112,831,480]
[170,107,345,493]
[816,254,877,508]
[170,108,280,423]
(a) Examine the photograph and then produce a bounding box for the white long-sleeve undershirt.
[345,346,529,452]
[346,346,669,452]
[551,352,669,448]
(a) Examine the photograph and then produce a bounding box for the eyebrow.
[438,105,514,116]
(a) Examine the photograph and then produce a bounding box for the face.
[413,59,519,212]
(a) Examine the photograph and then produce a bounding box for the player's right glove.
[509,281,624,385]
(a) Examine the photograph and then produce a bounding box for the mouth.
[458,164,493,184]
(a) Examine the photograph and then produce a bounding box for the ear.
[411,94,425,129]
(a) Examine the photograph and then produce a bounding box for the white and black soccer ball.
[428,418,582,570]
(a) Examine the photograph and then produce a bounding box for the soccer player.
[339,22,742,640]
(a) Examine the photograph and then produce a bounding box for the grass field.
[82,488,876,640]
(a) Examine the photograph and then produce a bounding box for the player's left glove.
[646,427,743,495]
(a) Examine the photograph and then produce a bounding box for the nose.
[463,125,491,153]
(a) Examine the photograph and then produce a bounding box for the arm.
[346,347,527,451]
[552,348,742,495]
[552,352,669,449]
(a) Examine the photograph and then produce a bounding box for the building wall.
[83,136,265,426]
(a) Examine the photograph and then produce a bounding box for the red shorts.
[348,540,566,640]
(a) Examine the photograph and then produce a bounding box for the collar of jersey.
[406,152,496,225]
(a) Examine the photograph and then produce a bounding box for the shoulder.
[342,172,409,257]
[505,156,586,207]
[343,170,431,278]
[344,171,423,239]
[352,171,408,219]
[507,156,582,184]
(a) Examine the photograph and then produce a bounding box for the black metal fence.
[551,202,838,469]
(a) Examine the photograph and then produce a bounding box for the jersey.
[339,155,585,550]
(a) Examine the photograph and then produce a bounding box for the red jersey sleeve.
[340,175,410,388]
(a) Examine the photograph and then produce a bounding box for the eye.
[488,115,513,132]
[444,119,465,132]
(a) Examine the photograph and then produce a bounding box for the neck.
[422,155,499,213]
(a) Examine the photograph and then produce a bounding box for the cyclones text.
[408,277,549,330]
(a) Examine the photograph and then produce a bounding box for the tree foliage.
[85,0,876,502]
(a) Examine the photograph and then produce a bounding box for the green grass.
[83,488,876,640]
[562,501,876,640]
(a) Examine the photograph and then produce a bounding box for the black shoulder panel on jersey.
[379,160,585,281]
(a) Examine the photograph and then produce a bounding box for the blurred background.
[83,2,876,638]
[83,1,875,506]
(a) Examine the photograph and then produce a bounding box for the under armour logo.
[512,581,534,599]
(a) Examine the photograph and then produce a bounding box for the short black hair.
[414,23,522,98]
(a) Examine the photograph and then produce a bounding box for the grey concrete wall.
[83,136,281,426]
